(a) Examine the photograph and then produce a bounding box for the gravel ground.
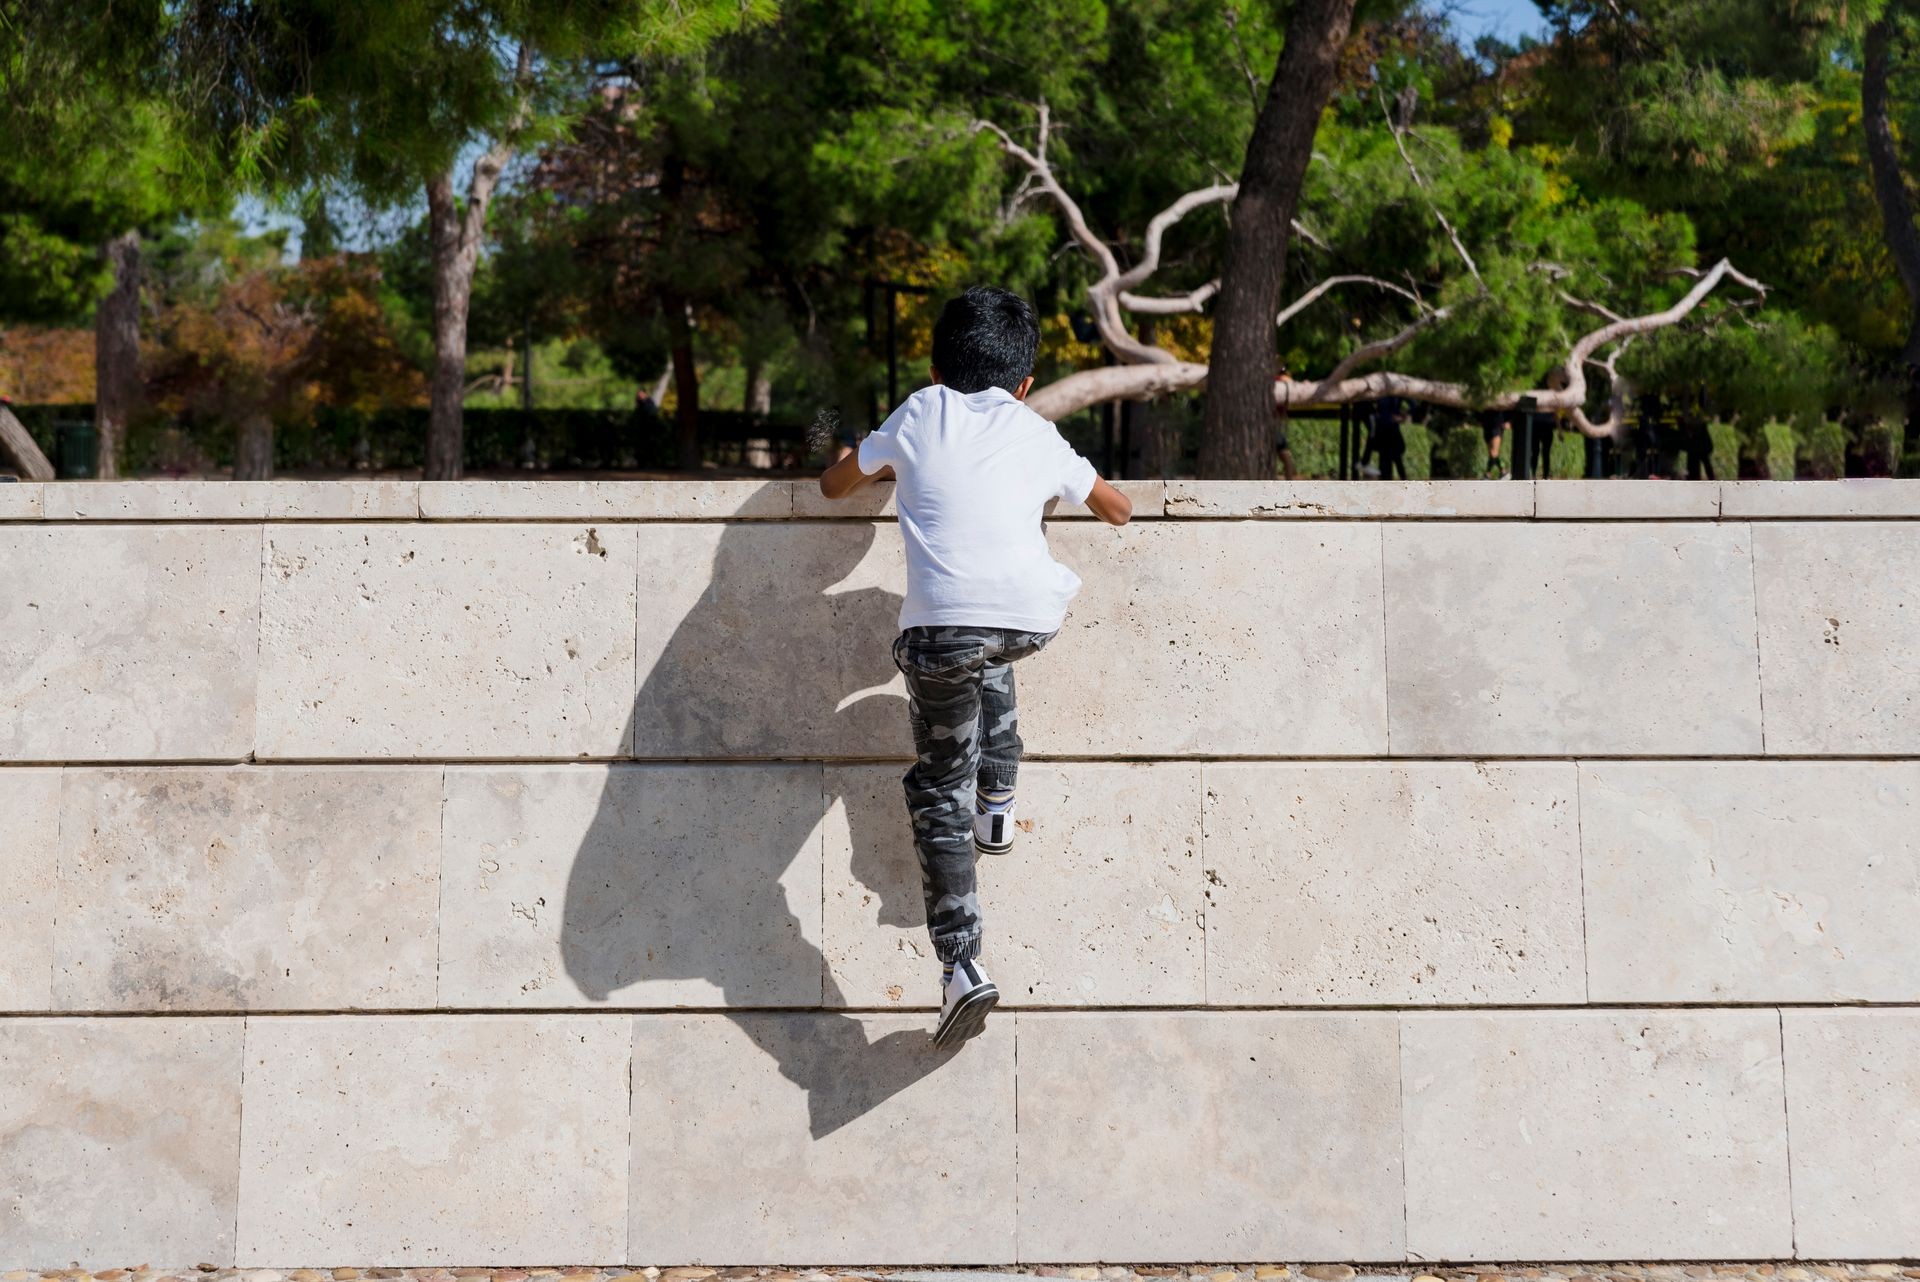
[5,1265,1916,1281]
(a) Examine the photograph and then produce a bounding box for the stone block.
[257,524,637,758]
[439,764,825,1008]
[1401,1010,1792,1259]
[821,763,1205,1007]
[1048,478,1167,519]
[1165,479,1533,519]
[0,1017,242,1266]
[420,479,791,520]
[0,483,42,519]
[1016,1012,1403,1262]
[1722,478,1920,517]
[1582,761,1920,1002]
[1533,479,1721,519]
[0,524,261,761]
[1753,522,1920,753]
[40,480,274,520]
[53,767,442,1010]
[1383,522,1763,755]
[266,480,420,520]
[1020,521,1390,755]
[789,478,896,519]
[1203,763,1584,1004]
[236,1014,631,1265]
[631,522,909,757]
[1782,1010,1920,1258]
[628,1013,1014,1263]
[636,519,1384,759]
[0,770,61,1009]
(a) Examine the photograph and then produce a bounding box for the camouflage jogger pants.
[891,624,1058,963]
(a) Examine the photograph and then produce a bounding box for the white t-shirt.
[858,383,1100,633]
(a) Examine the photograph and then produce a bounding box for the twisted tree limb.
[982,109,1767,437]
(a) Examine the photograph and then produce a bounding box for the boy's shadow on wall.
[559,487,956,1138]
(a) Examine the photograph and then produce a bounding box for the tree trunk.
[424,173,482,481]
[745,359,772,417]
[94,230,142,479]
[665,293,700,470]
[1864,15,1920,475]
[234,408,273,480]
[1197,0,1358,478]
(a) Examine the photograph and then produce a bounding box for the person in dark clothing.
[1273,366,1299,480]
[1678,392,1715,480]
[1371,395,1409,479]
[1479,408,1510,478]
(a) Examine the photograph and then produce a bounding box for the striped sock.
[942,961,956,986]
[978,786,1015,813]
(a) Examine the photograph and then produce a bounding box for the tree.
[1200,0,1361,477]
[976,93,1769,439]
[1864,5,1920,469]
[137,0,774,478]
[0,33,208,475]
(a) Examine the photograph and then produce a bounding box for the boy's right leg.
[892,629,990,963]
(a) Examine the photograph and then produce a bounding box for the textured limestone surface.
[52,767,442,1011]
[1722,478,1920,517]
[1201,763,1584,1005]
[1581,762,1920,1002]
[1383,522,1763,755]
[820,763,1205,1007]
[1019,521,1389,755]
[630,522,909,758]
[237,1015,631,1265]
[628,1013,1015,1263]
[1781,1010,1920,1259]
[1401,1011,1793,1260]
[0,483,42,518]
[0,770,59,1009]
[0,524,261,761]
[40,481,275,520]
[420,480,791,521]
[265,481,420,520]
[1752,522,1920,753]
[257,524,637,758]
[0,1018,242,1267]
[1017,1012,1404,1262]
[438,764,827,1008]
[1533,480,1721,519]
[1164,480,1533,518]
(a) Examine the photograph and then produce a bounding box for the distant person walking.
[1273,365,1299,480]
[1368,395,1409,480]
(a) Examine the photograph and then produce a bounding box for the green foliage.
[1798,418,1848,478]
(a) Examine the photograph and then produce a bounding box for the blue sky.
[1450,0,1552,44]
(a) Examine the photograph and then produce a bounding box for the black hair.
[930,286,1039,394]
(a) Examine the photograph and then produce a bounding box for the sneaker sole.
[974,835,1014,855]
[932,983,999,1049]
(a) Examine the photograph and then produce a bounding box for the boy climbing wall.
[817,286,1132,1047]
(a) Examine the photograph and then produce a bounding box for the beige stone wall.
[3,478,1919,1267]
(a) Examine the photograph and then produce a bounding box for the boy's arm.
[1083,475,1131,526]
[818,448,894,500]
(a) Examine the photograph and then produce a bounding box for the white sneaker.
[974,791,1016,855]
[933,958,999,1048]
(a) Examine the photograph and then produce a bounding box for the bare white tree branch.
[1380,86,1484,292]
